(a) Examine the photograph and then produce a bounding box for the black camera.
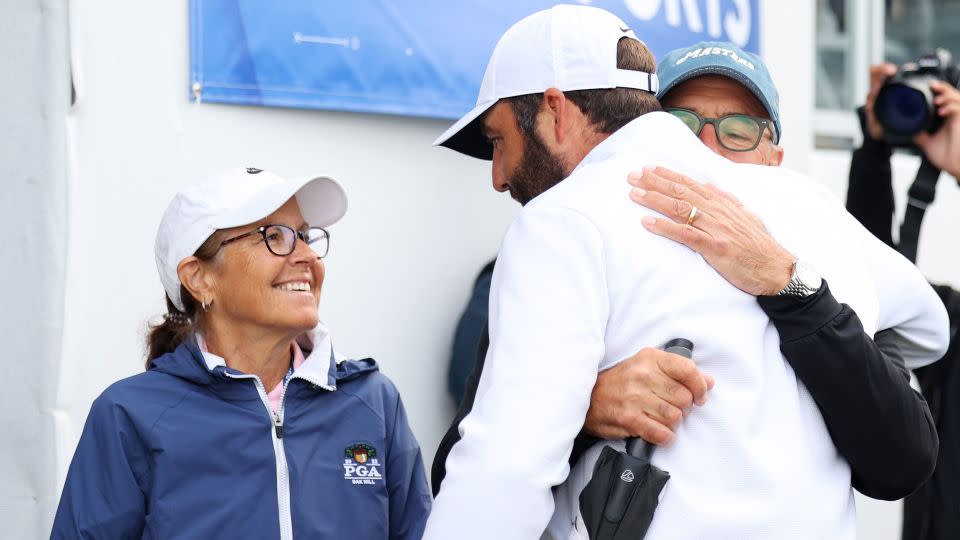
[875,49,960,146]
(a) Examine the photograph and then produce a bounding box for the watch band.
[776,260,821,298]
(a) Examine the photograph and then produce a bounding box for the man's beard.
[507,129,567,206]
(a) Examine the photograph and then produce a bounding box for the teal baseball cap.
[657,41,781,142]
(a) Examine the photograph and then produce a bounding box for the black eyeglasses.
[219,224,330,257]
[667,108,779,152]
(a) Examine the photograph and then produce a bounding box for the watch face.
[795,261,822,290]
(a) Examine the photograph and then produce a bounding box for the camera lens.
[877,84,930,135]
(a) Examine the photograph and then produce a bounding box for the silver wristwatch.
[776,259,822,298]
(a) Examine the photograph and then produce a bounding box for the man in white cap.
[424,5,948,539]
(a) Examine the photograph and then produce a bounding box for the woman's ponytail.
[145,293,199,369]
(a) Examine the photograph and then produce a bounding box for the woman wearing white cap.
[51,168,431,539]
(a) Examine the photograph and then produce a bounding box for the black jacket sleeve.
[845,107,896,248]
[903,285,960,540]
[432,322,489,497]
[758,280,938,500]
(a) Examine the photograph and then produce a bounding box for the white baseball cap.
[154,167,348,311]
[433,5,658,160]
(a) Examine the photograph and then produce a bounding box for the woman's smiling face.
[206,197,324,336]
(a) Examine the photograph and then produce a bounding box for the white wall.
[760,0,816,174]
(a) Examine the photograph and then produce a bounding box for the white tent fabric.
[1,2,70,538]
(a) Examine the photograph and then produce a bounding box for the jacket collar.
[575,110,724,172]
[154,324,339,390]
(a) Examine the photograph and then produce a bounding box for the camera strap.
[898,157,942,263]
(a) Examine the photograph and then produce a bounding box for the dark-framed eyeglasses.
[219,224,330,257]
[666,108,779,152]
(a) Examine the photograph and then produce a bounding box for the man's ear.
[177,256,215,306]
[769,145,785,167]
[542,88,568,145]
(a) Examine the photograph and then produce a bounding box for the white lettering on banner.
[623,0,753,48]
[725,0,751,47]
[706,0,722,38]
[675,0,703,33]
[624,0,660,20]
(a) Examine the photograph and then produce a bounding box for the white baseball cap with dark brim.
[433,5,659,160]
[154,167,348,311]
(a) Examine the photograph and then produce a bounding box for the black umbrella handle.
[625,437,654,459]
[604,339,693,524]
[625,338,693,460]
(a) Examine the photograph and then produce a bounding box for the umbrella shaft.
[626,438,654,458]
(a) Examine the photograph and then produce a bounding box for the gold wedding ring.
[686,205,699,226]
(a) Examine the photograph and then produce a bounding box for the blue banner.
[190,1,759,119]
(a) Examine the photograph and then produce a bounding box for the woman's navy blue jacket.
[51,338,430,539]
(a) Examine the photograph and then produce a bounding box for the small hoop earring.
[201,299,211,312]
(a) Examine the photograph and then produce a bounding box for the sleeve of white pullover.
[855,214,950,369]
[423,205,608,540]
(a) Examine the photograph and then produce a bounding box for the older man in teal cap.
[589,40,938,504]
[656,41,783,165]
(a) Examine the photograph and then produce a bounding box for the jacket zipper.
[273,379,293,540]
[221,358,335,540]
[223,373,295,540]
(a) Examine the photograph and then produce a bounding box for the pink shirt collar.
[196,336,306,414]
[265,340,306,413]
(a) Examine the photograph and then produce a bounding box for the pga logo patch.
[343,443,383,486]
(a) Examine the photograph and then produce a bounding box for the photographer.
[849,63,960,243]
[849,61,960,540]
